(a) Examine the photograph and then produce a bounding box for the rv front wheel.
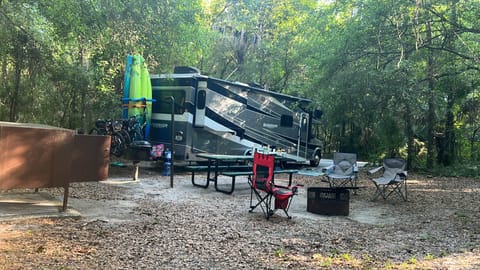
[310,150,321,167]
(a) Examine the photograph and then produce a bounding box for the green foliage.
[0,0,206,130]
[429,163,480,178]
[274,248,285,258]
[0,0,478,170]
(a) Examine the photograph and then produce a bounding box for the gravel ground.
[0,164,479,270]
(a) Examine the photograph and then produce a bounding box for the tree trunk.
[471,128,479,161]
[405,103,414,170]
[9,32,26,122]
[439,0,459,166]
[441,92,455,166]
[425,18,436,169]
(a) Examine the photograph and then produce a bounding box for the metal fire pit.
[307,187,350,216]
[124,140,152,161]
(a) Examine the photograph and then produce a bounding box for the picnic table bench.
[184,164,251,183]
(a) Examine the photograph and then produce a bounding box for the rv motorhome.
[149,67,323,166]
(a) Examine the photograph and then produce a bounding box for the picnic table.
[190,153,298,194]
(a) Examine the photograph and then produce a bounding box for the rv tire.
[310,149,321,167]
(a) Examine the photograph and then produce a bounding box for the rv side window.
[156,90,185,114]
[196,90,206,109]
[280,115,293,127]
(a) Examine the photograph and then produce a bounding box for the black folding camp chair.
[249,152,301,219]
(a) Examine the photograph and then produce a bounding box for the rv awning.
[208,77,312,104]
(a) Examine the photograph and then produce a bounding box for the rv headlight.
[175,131,184,141]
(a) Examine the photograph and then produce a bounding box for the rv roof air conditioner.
[173,66,200,74]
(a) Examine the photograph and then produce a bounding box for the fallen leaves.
[0,168,479,269]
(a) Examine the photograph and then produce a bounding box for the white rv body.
[149,67,322,166]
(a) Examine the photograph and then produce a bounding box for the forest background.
[1,0,479,173]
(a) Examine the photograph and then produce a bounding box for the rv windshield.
[155,90,186,114]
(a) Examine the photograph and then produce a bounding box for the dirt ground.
[0,163,479,270]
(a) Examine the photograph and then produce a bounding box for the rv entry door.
[297,113,309,159]
[193,78,207,128]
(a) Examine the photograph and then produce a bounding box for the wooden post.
[169,96,175,188]
[62,183,69,212]
[133,161,140,180]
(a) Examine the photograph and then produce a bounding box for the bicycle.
[89,119,128,157]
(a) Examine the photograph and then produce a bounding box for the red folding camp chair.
[249,152,301,219]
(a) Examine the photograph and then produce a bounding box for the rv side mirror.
[313,109,323,119]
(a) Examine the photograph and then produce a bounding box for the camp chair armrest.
[273,184,302,194]
[323,164,335,173]
[367,166,383,175]
[273,183,288,189]
[274,183,303,189]
[398,171,408,178]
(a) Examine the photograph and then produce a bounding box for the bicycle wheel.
[130,126,144,141]
[119,129,132,146]
[110,132,127,157]
[89,128,107,135]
